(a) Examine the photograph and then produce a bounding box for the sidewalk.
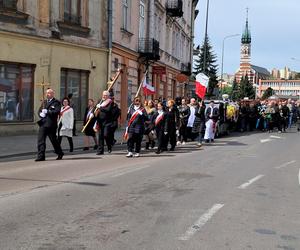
[0,129,125,159]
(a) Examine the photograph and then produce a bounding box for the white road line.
[179,204,224,241]
[238,175,264,189]
[275,160,296,169]
[270,135,282,139]
[260,139,272,143]
[111,165,151,178]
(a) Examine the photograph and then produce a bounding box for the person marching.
[125,97,147,157]
[165,99,180,151]
[204,100,219,143]
[57,97,74,152]
[94,90,113,155]
[82,99,98,150]
[177,98,190,145]
[144,100,156,149]
[152,102,167,154]
[195,100,206,147]
[110,93,121,147]
[35,88,64,161]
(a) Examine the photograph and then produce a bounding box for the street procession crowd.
[35,88,300,162]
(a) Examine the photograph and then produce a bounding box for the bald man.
[36,89,64,161]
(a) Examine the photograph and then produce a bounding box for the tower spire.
[242,7,251,44]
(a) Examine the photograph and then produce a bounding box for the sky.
[194,0,300,76]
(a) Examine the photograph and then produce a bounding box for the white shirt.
[187,105,196,127]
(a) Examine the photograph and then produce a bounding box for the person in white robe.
[204,101,219,142]
[58,97,74,152]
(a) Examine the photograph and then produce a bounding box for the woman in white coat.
[58,97,74,152]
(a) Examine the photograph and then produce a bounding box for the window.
[60,69,89,120]
[0,0,17,9]
[64,0,81,24]
[122,0,130,30]
[0,62,35,123]
[139,1,145,39]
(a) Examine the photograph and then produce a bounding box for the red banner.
[152,66,166,75]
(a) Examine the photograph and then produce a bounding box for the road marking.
[179,204,224,241]
[260,139,272,143]
[238,175,264,189]
[270,135,282,139]
[275,160,296,169]
[111,165,151,178]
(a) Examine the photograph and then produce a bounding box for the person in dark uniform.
[165,99,180,151]
[110,94,121,147]
[152,102,167,154]
[178,98,190,145]
[68,93,77,136]
[82,99,98,150]
[35,88,64,161]
[125,97,147,157]
[94,90,113,155]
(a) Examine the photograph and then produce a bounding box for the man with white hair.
[94,90,113,155]
[36,88,64,161]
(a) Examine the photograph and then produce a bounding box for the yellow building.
[0,0,108,135]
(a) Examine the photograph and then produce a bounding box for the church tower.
[235,9,255,84]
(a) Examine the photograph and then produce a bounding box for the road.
[0,131,300,250]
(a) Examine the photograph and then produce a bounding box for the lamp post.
[203,0,210,75]
[220,34,240,82]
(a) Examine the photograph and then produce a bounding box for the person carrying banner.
[125,97,147,157]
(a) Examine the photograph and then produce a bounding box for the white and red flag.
[142,76,155,96]
[195,73,209,99]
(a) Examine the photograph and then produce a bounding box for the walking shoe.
[182,141,186,145]
[126,152,133,157]
[151,141,155,148]
[93,145,98,150]
[56,153,64,160]
[35,157,45,162]
[177,141,181,146]
[197,143,202,147]
[133,153,140,157]
[108,149,112,153]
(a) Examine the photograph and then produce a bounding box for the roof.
[242,19,251,44]
[251,65,270,76]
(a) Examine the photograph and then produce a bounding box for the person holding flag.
[125,97,148,158]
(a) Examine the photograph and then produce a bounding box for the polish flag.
[195,73,209,99]
[142,77,155,96]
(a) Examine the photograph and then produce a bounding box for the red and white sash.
[123,107,144,140]
[155,112,164,126]
[58,106,71,124]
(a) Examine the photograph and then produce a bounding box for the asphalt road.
[0,131,300,250]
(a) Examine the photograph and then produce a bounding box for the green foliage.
[230,78,240,101]
[262,87,274,100]
[194,37,219,97]
[239,75,255,99]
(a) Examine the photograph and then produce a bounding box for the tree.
[194,37,218,97]
[262,87,274,100]
[231,78,240,101]
[239,74,255,99]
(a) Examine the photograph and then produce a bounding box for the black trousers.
[98,125,112,153]
[165,129,176,149]
[37,126,63,159]
[179,123,188,142]
[127,133,143,153]
[58,136,73,152]
[155,129,165,151]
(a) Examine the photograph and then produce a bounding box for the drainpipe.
[107,0,113,81]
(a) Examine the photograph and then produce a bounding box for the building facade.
[110,0,198,123]
[258,79,300,98]
[0,0,110,135]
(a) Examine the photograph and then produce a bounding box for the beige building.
[0,0,109,135]
[258,79,300,97]
[110,0,198,123]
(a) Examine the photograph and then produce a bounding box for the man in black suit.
[35,89,64,161]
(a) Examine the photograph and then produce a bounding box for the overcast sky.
[194,0,300,75]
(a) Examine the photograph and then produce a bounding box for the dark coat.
[111,102,121,128]
[165,106,180,133]
[178,105,190,126]
[205,106,219,122]
[192,105,206,134]
[37,98,61,128]
[83,107,96,137]
[95,99,113,125]
[127,106,148,134]
[152,111,168,132]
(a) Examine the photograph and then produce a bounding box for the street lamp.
[220,34,240,82]
[203,0,210,74]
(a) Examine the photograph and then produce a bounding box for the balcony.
[181,63,192,76]
[166,0,183,18]
[0,0,29,24]
[138,38,160,61]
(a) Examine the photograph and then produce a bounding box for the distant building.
[235,12,270,84]
[258,79,300,98]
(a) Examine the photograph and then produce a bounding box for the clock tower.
[235,9,255,84]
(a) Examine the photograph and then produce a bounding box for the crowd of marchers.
[34,88,300,161]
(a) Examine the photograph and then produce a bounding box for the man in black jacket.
[35,89,64,161]
[95,90,113,155]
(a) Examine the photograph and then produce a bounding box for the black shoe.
[169,148,175,151]
[83,147,89,151]
[155,150,161,154]
[151,141,155,149]
[96,152,104,155]
[93,145,98,150]
[145,142,150,150]
[56,154,64,160]
[35,158,45,162]
[108,149,112,153]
